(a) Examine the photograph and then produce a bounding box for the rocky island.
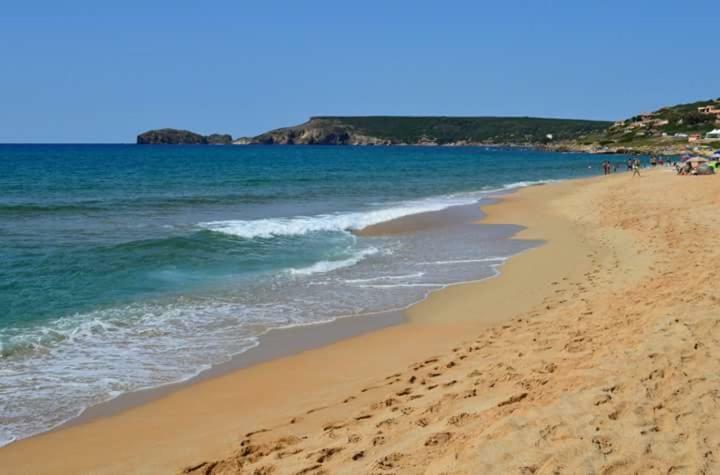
[137,129,232,145]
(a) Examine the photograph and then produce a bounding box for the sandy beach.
[3,166,720,474]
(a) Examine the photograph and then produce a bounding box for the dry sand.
[3,168,720,474]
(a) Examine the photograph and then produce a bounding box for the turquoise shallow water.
[0,144,612,445]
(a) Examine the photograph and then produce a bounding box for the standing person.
[627,158,633,171]
[632,158,641,177]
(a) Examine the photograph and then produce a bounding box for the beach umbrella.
[686,157,708,164]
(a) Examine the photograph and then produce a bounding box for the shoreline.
[171,166,720,474]
[59,309,408,429]
[13,190,532,440]
[0,174,601,474]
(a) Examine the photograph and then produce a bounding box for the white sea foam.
[201,197,480,239]
[498,179,558,190]
[343,272,426,284]
[354,283,445,289]
[200,181,556,240]
[289,247,379,276]
[0,298,284,447]
[420,257,508,265]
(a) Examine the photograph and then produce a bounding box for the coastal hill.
[137,129,232,145]
[242,116,611,146]
[552,97,720,154]
[136,97,719,151]
[606,98,720,142]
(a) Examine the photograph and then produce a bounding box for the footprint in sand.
[424,431,453,446]
[374,452,404,471]
[310,447,343,463]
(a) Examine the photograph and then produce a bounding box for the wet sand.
[6,168,720,474]
[357,198,493,236]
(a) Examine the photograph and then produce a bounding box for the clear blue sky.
[1,0,718,143]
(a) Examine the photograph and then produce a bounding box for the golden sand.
[3,168,720,474]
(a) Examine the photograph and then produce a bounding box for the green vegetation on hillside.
[311,116,610,144]
[137,129,232,145]
[254,116,611,145]
[606,98,720,144]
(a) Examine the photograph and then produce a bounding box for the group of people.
[601,155,679,177]
[601,156,719,177]
[601,158,643,176]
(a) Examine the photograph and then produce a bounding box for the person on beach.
[632,159,641,177]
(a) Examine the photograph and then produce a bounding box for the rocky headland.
[137,97,719,155]
[238,116,610,146]
[137,129,232,145]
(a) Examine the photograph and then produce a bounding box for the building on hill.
[698,105,720,115]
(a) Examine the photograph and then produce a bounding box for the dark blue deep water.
[0,144,611,444]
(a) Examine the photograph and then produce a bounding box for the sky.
[1,0,718,143]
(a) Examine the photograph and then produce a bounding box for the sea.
[0,144,612,446]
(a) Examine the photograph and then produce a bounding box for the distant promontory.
[239,116,611,146]
[137,128,232,145]
[136,97,720,154]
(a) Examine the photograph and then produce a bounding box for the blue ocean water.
[0,144,609,445]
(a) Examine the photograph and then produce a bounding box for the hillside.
[552,97,720,154]
[605,98,720,143]
[137,98,720,153]
[244,116,612,146]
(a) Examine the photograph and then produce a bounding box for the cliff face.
[252,118,390,145]
[137,129,232,145]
